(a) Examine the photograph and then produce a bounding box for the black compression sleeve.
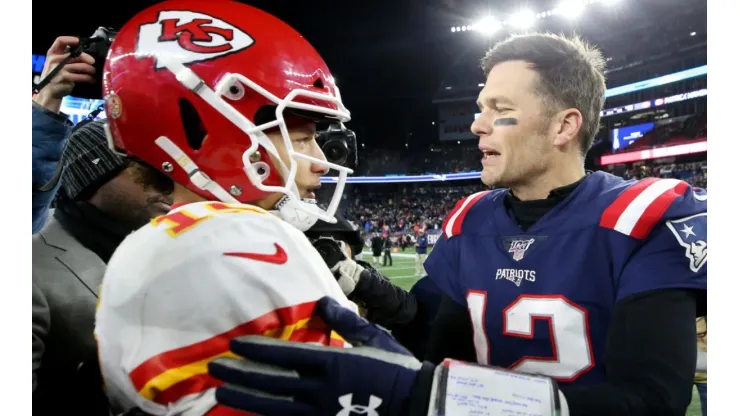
[423,295,477,364]
[353,268,418,330]
[561,289,699,416]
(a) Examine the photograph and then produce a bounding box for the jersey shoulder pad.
[441,189,500,239]
[127,201,281,256]
[152,201,274,231]
[599,177,703,240]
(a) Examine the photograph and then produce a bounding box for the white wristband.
[427,359,567,416]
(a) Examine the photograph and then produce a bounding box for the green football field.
[363,251,704,416]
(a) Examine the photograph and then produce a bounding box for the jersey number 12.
[467,291,594,382]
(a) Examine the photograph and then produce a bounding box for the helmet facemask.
[149,55,353,230]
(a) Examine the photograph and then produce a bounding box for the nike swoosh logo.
[224,243,288,265]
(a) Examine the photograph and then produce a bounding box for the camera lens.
[312,238,343,269]
[323,139,349,166]
[314,240,331,259]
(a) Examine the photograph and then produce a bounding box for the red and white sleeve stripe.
[600,178,690,239]
[442,191,491,239]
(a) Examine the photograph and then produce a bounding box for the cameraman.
[305,216,418,330]
[33,29,114,234]
[308,123,436,356]
[32,36,97,233]
[306,216,446,359]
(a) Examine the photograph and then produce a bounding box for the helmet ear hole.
[251,161,271,181]
[312,78,324,89]
[225,81,246,100]
[179,99,208,151]
[254,105,277,125]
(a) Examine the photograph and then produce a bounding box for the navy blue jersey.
[425,172,706,386]
[416,235,428,254]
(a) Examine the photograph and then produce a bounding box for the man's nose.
[312,162,329,175]
[471,111,492,137]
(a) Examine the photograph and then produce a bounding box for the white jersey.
[95,201,355,416]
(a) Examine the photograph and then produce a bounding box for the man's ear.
[552,108,582,148]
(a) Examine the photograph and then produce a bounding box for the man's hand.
[331,258,365,295]
[208,296,433,416]
[33,36,96,113]
[330,240,365,295]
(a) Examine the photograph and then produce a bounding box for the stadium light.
[509,9,536,30]
[478,83,485,87]
[450,0,626,35]
[555,0,587,19]
[473,16,501,36]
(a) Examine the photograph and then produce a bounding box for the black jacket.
[352,261,418,331]
[370,236,383,254]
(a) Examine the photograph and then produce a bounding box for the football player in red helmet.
[104,0,352,230]
[94,1,358,415]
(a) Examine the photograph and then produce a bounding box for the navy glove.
[208,296,435,416]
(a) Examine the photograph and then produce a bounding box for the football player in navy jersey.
[207,33,706,416]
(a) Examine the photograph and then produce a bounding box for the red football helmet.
[103,0,351,228]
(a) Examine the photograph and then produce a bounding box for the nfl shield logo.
[508,238,536,261]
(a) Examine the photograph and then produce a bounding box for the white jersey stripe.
[613,179,682,236]
[444,191,489,238]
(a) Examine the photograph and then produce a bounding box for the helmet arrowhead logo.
[137,11,254,69]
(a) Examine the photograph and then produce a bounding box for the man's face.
[266,122,329,200]
[471,60,554,188]
[93,166,173,230]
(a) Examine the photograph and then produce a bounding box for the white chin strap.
[272,195,333,232]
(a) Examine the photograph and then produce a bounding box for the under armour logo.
[336,393,382,416]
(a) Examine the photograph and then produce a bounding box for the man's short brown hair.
[481,33,607,156]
